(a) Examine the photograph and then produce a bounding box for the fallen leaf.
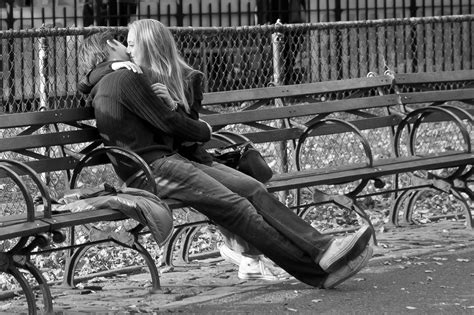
[425,270,434,273]
[311,299,323,303]
[432,257,448,261]
[406,306,417,310]
[456,258,470,262]
[286,307,298,312]
[352,277,366,282]
[0,303,11,311]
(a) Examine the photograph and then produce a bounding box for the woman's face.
[126,30,143,66]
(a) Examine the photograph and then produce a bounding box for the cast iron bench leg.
[62,241,161,291]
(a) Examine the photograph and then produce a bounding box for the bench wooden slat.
[394,70,474,85]
[267,153,474,192]
[0,221,51,240]
[202,75,393,106]
[238,115,402,144]
[0,129,100,151]
[22,157,79,174]
[202,94,399,126]
[399,88,474,104]
[0,107,95,129]
[41,209,127,230]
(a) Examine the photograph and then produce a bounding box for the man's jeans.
[147,154,333,287]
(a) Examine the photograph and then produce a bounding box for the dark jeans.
[143,154,333,287]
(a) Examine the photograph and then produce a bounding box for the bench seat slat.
[40,209,127,230]
[0,221,51,240]
[267,153,474,191]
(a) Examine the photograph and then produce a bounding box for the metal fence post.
[272,31,284,86]
[272,30,291,203]
[38,26,52,188]
[38,26,49,111]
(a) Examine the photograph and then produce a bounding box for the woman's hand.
[150,82,177,110]
[111,61,143,73]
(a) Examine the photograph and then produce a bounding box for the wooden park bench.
[1,70,473,314]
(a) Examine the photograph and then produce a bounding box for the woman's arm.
[118,70,211,143]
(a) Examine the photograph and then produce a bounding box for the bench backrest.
[1,70,473,189]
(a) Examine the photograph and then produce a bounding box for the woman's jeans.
[147,154,333,287]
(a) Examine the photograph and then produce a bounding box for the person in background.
[78,22,373,289]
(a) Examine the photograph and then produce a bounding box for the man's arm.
[118,70,211,142]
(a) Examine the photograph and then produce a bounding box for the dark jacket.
[80,61,211,180]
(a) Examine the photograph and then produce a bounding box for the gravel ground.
[1,220,473,314]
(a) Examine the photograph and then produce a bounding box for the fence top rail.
[2,14,474,39]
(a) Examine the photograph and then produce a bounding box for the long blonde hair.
[128,19,199,113]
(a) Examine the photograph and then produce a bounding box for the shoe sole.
[220,246,242,266]
[319,225,372,273]
[238,272,279,281]
[323,245,373,289]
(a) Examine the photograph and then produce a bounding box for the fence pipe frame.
[1,14,474,111]
[2,14,473,38]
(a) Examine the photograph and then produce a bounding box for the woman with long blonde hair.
[127,19,199,116]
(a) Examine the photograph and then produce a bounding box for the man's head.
[79,30,129,76]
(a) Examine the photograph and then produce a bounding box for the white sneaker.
[220,244,291,280]
[259,256,293,280]
[238,257,280,281]
[219,244,244,266]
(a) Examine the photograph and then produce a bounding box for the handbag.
[210,132,273,183]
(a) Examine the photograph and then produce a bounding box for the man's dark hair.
[78,30,117,76]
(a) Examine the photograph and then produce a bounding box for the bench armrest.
[0,159,53,220]
[69,146,157,195]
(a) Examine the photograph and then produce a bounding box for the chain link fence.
[1,15,473,113]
